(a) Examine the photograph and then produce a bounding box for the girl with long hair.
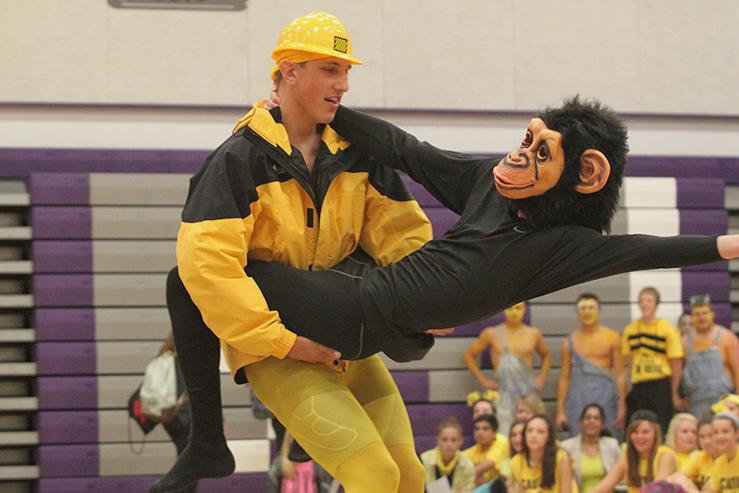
[589,410,677,493]
[510,415,575,493]
[561,404,623,493]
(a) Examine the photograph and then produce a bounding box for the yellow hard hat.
[271,11,362,79]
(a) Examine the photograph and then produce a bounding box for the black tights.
[169,259,380,393]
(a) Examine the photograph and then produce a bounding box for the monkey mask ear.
[575,149,611,194]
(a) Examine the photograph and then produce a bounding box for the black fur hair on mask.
[511,96,629,233]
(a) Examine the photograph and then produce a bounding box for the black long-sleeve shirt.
[331,107,721,361]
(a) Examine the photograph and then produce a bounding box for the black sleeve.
[528,229,722,300]
[332,105,492,215]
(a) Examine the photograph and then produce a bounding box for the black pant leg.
[167,267,222,390]
[246,261,380,360]
[649,378,674,435]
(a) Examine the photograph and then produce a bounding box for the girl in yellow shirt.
[589,410,677,493]
[510,415,576,493]
[665,413,698,469]
[667,414,719,491]
[706,413,739,493]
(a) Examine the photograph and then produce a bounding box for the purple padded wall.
[35,308,96,341]
[30,173,90,205]
[38,445,98,477]
[31,207,92,239]
[37,411,98,444]
[33,274,93,307]
[33,241,93,273]
[35,342,96,375]
[37,377,97,409]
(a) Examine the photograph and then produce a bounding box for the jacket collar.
[232,102,350,156]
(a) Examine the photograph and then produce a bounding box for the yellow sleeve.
[509,453,524,483]
[177,219,296,359]
[680,451,699,479]
[463,445,480,464]
[663,321,684,358]
[488,437,510,466]
[358,172,432,266]
[177,153,296,360]
[708,456,723,492]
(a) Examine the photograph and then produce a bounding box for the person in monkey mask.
[164,95,739,491]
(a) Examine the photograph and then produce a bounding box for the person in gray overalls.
[682,296,739,416]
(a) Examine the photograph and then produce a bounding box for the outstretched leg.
[147,268,235,493]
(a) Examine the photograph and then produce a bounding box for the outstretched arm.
[526,230,727,304]
[332,105,492,215]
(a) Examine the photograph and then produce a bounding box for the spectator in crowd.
[676,313,693,336]
[473,420,527,493]
[515,393,546,424]
[508,421,526,459]
[561,403,623,493]
[421,417,476,493]
[556,293,626,435]
[664,414,698,469]
[704,412,739,493]
[509,415,575,493]
[464,303,552,433]
[712,393,739,418]
[268,430,333,493]
[667,414,718,491]
[464,414,511,486]
[622,287,684,433]
[468,390,500,420]
[589,410,677,493]
[681,295,739,416]
[469,391,510,453]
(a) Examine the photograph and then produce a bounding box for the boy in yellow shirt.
[464,414,510,486]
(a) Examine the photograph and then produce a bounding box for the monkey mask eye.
[521,130,533,149]
[493,118,565,200]
[536,143,550,162]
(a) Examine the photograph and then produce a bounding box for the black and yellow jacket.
[176,105,432,377]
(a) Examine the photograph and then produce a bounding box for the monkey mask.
[492,97,628,233]
[494,118,611,200]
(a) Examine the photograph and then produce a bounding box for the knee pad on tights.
[334,441,400,493]
[388,443,425,493]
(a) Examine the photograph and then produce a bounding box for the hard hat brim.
[273,46,363,66]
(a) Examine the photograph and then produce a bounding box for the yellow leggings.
[245,355,425,492]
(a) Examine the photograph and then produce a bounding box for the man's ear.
[278,60,298,84]
[575,149,611,194]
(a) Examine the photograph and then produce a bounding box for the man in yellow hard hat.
[149,11,431,493]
